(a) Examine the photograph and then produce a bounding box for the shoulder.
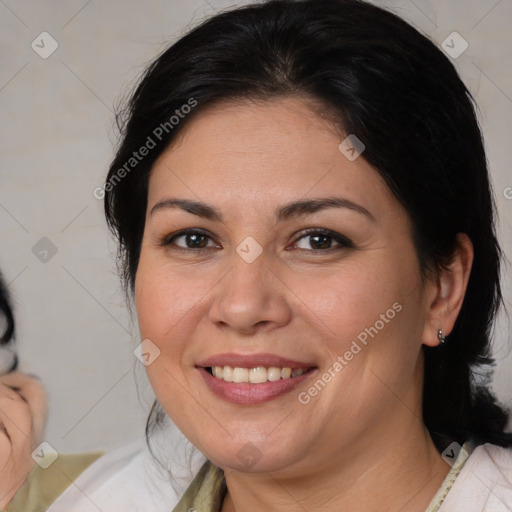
[439,442,512,511]
[46,437,204,512]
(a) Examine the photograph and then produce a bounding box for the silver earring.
[438,329,446,344]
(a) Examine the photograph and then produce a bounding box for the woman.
[19,0,512,510]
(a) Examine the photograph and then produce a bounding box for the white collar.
[437,442,512,511]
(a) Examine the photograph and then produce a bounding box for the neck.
[221,410,450,512]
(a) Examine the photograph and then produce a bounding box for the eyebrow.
[150,196,375,222]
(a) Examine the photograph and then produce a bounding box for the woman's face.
[135,97,433,476]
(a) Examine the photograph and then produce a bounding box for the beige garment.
[3,452,104,512]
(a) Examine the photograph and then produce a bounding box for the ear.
[421,233,474,347]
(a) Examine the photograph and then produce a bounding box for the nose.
[208,251,292,336]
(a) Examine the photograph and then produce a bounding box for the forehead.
[157,97,339,170]
[147,97,398,222]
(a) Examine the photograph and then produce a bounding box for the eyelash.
[161,228,354,254]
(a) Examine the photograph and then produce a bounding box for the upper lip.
[198,353,315,369]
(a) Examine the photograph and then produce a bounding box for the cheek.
[135,256,199,343]
[300,254,423,375]
[135,263,192,418]
[294,262,399,337]
[134,253,215,405]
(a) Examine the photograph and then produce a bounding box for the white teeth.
[223,366,233,382]
[267,367,282,381]
[210,365,308,383]
[249,367,267,383]
[232,367,249,383]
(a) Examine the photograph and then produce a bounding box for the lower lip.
[197,367,317,405]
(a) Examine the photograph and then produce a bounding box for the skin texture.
[0,372,48,509]
[135,96,473,512]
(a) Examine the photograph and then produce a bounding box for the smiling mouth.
[206,365,316,383]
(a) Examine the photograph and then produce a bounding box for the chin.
[203,435,309,474]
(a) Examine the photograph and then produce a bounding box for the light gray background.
[1,0,511,454]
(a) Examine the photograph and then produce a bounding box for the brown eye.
[292,229,353,252]
[163,229,218,251]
